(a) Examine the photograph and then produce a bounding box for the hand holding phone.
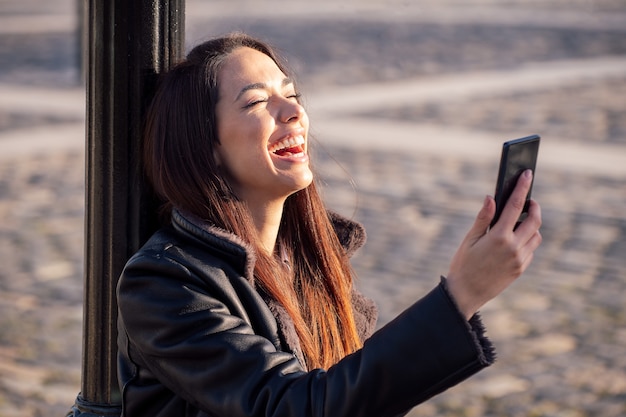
[447,136,542,318]
[491,135,540,229]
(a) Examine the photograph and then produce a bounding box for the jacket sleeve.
[118,250,495,417]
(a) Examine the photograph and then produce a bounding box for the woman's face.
[215,47,312,207]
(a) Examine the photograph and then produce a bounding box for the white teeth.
[269,136,305,153]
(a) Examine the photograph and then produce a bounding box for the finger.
[519,230,542,271]
[515,224,542,270]
[521,227,542,255]
[519,251,535,277]
[514,198,542,238]
[498,169,533,229]
[466,195,496,243]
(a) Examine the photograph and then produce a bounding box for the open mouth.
[268,136,306,157]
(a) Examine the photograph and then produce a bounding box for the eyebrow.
[234,77,294,102]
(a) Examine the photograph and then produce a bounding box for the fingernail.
[483,195,490,207]
[524,169,533,179]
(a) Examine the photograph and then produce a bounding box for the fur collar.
[171,208,377,370]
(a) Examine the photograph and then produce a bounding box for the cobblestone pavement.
[1,0,625,416]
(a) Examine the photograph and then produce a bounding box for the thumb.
[467,195,495,241]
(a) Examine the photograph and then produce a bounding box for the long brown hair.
[143,32,362,369]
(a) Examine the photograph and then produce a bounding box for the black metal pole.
[68,0,184,415]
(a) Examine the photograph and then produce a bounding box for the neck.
[248,198,285,255]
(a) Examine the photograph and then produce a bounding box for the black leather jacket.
[117,209,495,417]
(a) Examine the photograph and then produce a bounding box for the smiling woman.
[214,46,313,227]
[138,33,361,373]
[117,32,543,417]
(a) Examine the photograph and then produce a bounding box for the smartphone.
[491,134,540,228]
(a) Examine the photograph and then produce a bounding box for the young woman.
[116,32,542,417]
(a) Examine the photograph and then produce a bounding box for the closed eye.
[243,98,268,109]
[287,92,302,102]
[243,92,301,109]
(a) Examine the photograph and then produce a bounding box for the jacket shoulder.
[328,211,367,257]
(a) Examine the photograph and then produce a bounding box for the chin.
[284,174,314,197]
[298,170,314,190]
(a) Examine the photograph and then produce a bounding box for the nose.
[279,98,305,124]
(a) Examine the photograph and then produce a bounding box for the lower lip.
[271,151,309,164]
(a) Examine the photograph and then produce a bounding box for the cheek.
[216,129,272,180]
[215,108,276,171]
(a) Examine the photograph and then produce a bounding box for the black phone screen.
[491,135,540,228]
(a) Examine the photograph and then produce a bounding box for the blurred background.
[0,0,625,415]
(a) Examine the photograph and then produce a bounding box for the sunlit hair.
[143,32,362,369]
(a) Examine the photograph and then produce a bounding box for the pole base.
[66,394,122,417]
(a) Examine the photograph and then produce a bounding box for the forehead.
[218,47,286,91]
